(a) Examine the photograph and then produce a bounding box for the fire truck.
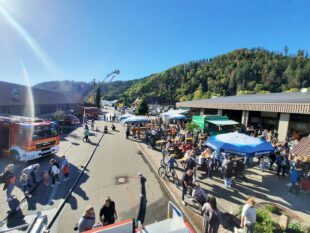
[0,115,60,162]
[83,107,100,120]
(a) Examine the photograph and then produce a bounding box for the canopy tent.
[119,113,134,121]
[160,109,189,117]
[204,132,274,157]
[206,119,239,126]
[121,116,149,124]
[167,114,187,120]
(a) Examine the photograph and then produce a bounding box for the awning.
[207,119,239,126]
[291,137,310,161]
[204,132,274,157]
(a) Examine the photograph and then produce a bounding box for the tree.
[136,97,148,115]
[193,84,203,99]
[95,87,101,108]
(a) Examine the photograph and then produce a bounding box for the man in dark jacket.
[223,157,234,188]
[181,169,193,206]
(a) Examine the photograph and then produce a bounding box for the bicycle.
[158,165,180,186]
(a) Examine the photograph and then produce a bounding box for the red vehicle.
[83,107,100,120]
[0,115,60,162]
[84,202,195,233]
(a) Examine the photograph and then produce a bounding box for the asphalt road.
[1,118,171,232]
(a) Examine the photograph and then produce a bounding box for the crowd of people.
[0,156,70,203]
[122,117,308,233]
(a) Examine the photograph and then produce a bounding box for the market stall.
[290,137,310,191]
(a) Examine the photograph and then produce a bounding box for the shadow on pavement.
[25,162,89,212]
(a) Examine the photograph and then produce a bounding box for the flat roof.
[176,92,310,114]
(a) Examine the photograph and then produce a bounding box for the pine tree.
[95,87,101,108]
[136,97,149,115]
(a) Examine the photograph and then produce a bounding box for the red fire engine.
[0,115,60,162]
[83,107,100,120]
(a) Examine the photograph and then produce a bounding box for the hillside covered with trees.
[35,48,310,104]
[122,48,310,103]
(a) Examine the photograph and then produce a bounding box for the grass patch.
[286,222,306,233]
[254,209,273,233]
[265,204,281,215]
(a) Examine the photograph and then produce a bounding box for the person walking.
[181,169,193,206]
[202,196,221,233]
[240,197,256,233]
[0,164,16,202]
[43,170,49,186]
[269,151,276,170]
[289,166,301,196]
[22,163,40,184]
[83,126,90,143]
[50,159,60,187]
[276,153,284,176]
[223,157,234,188]
[186,153,197,181]
[61,156,70,181]
[100,197,118,225]
[77,206,96,232]
[126,126,130,139]
[19,173,32,197]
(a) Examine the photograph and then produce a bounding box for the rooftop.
[176,92,310,114]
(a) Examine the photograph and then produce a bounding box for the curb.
[136,142,200,233]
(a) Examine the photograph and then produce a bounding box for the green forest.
[35,48,310,104]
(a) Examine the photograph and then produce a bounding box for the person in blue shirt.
[276,153,285,176]
[289,167,300,196]
[167,154,178,173]
[289,167,301,196]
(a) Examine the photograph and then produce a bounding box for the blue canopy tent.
[204,132,274,157]
[122,116,149,124]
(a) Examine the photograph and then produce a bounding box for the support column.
[241,110,249,126]
[200,109,204,116]
[278,113,290,142]
[217,109,223,116]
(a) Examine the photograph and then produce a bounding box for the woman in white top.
[50,159,60,187]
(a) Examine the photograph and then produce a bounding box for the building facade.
[176,92,310,142]
[0,81,82,117]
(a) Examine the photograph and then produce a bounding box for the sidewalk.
[136,141,310,233]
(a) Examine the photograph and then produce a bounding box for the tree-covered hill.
[122,48,310,103]
[35,48,310,104]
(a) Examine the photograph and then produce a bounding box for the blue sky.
[0,0,309,86]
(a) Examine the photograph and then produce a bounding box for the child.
[167,154,178,173]
[20,173,31,197]
[61,156,70,181]
[43,170,49,186]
